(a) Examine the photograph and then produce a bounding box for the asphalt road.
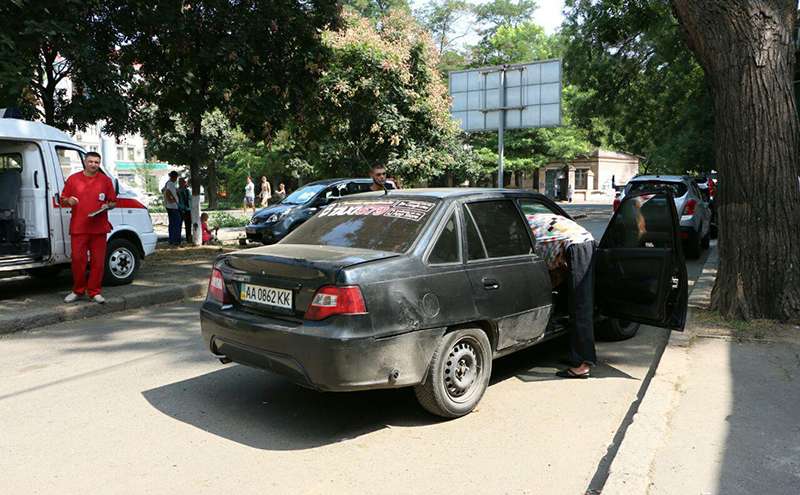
[0,204,710,494]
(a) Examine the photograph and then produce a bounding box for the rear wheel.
[685,230,702,259]
[414,328,492,418]
[596,318,640,341]
[103,238,140,286]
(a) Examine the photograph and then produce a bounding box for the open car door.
[595,192,688,331]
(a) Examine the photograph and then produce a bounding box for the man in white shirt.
[162,171,180,246]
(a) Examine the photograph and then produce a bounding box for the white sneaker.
[91,294,106,304]
[64,292,82,303]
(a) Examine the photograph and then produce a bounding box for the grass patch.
[692,309,799,343]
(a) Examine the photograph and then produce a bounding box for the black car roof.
[350,187,548,201]
[304,178,374,187]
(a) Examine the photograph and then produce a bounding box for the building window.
[575,169,589,190]
[117,146,124,161]
[127,147,135,161]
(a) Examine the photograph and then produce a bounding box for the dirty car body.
[201,188,688,417]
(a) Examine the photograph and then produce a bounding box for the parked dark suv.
[202,188,688,418]
[245,178,374,244]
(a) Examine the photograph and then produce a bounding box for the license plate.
[239,283,293,310]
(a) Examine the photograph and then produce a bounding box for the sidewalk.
[0,246,234,335]
[604,247,800,494]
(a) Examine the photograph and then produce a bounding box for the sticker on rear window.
[318,200,435,222]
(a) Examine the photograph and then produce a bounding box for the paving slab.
[0,246,233,334]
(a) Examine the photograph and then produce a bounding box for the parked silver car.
[614,175,711,258]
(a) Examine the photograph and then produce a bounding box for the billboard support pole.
[498,66,506,189]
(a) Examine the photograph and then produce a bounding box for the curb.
[0,281,207,335]
[600,245,719,494]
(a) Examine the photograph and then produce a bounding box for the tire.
[414,328,492,419]
[684,230,702,259]
[595,318,641,341]
[103,238,140,286]
[701,229,711,249]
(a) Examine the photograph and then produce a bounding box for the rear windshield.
[627,181,687,197]
[281,199,439,253]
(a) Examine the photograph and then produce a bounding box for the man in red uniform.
[61,151,117,304]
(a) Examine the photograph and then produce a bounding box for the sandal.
[556,368,590,379]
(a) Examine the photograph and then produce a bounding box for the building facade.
[538,149,640,201]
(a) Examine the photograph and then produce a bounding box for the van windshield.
[281,198,439,253]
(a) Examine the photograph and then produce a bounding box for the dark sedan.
[201,189,687,417]
[245,178,375,244]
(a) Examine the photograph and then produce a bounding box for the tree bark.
[672,0,800,321]
[190,113,203,246]
[207,162,219,210]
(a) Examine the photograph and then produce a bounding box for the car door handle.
[482,277,500,290]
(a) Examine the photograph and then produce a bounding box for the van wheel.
[414,328,492,418]
[104,238,140,286]
[596,318,640,341]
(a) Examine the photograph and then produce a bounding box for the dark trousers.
[567,241,597,367]
[167,208,182,245]
[182,211,193,244]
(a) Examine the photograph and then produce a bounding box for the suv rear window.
[281,199,438,253]
[626,181,688,197]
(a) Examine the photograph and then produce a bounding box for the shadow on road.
[142,330,648,451]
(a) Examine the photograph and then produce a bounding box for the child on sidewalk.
[200,213,218,245]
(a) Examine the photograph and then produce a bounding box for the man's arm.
[60,178,79,207]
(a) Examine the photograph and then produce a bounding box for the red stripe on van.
[116,198,147,209]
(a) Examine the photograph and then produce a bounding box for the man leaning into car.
[528,213,597,378]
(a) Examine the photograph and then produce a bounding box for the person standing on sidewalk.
[61,151,116,304]
[162,171,180,246]
[243,176,256,214]
[259,176,271,207]
[177,177,193,244]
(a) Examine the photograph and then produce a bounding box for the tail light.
[207,268,232,304]
[305,285,367,321]
[683,199,697,216]
[613,198,621,211]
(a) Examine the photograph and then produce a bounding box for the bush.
[209,211,250,229]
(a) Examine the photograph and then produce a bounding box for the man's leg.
[566,241,597,368]
[182,212,192,244]
[168,209,181,245]
[86,234,107,298]
[70,234,89,296]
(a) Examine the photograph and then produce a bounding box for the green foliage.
[292,10,482,185]
[416,0,472,52]
[0,0,131,133]
[209,211,249,229]
[473,0,538,35]
[562,0,714,173]
[343,0,410,19]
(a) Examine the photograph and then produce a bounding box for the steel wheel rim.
[109,247,135,279]
[443,336,483,403]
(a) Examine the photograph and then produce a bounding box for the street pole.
[498,66,506,189]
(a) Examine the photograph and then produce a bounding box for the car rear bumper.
[200,304,444,391]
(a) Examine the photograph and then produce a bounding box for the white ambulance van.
[0,117,157,284]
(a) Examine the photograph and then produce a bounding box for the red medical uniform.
[61,172,117,297]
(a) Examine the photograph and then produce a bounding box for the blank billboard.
[449,60,562,132]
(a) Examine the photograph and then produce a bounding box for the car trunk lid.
[220,244,398,318]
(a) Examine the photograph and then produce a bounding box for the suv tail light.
[207,268,232,304]
[683,199,697,216]
[613,198,621,211]
[305,285,367,321]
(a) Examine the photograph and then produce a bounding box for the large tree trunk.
[190,114,203,246]
[207,162,219,210]
[672,1,800,321]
